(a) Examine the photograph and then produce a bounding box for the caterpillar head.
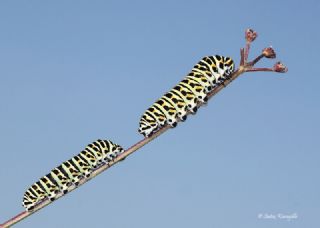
[115,144,125,155]
[223,56,235,77]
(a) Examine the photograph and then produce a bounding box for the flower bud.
[262,47,276,58]
[273,62,288,73]
[245,28,257,42]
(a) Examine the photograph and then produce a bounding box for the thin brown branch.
[246,67,274,72]
[0,28,287,228]
[248,54,265,67]
[244,42,250,62]
[240,48,245,66]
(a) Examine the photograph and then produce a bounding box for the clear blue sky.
[0,1,319,227]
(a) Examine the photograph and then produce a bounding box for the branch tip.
[273,61,288,73]
[245,28,258,43]
[262,47,276,59]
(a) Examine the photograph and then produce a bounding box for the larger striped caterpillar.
[138,55,235,137]
[22,139,124,211]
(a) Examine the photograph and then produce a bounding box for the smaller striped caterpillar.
[22,139,124,211]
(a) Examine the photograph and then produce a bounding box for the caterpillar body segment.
[179,78,208,103]
[71,155,92,178]
[153,99,179,127]
[86,145,103,166]
[61,160,83,186]
[161,96,186,122]
[192,55,226,87]
[138,112,159,137]
[103,141,125,162]
[39,175,60,201]
[171,85,198,113]
[185,72,212,93]
[163,91,188,121]
[31,182,47,201]
[80,149,99,169]
[147,107,167,126]
[50,167,72,194]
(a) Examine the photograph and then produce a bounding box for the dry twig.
[0,28,287,228]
